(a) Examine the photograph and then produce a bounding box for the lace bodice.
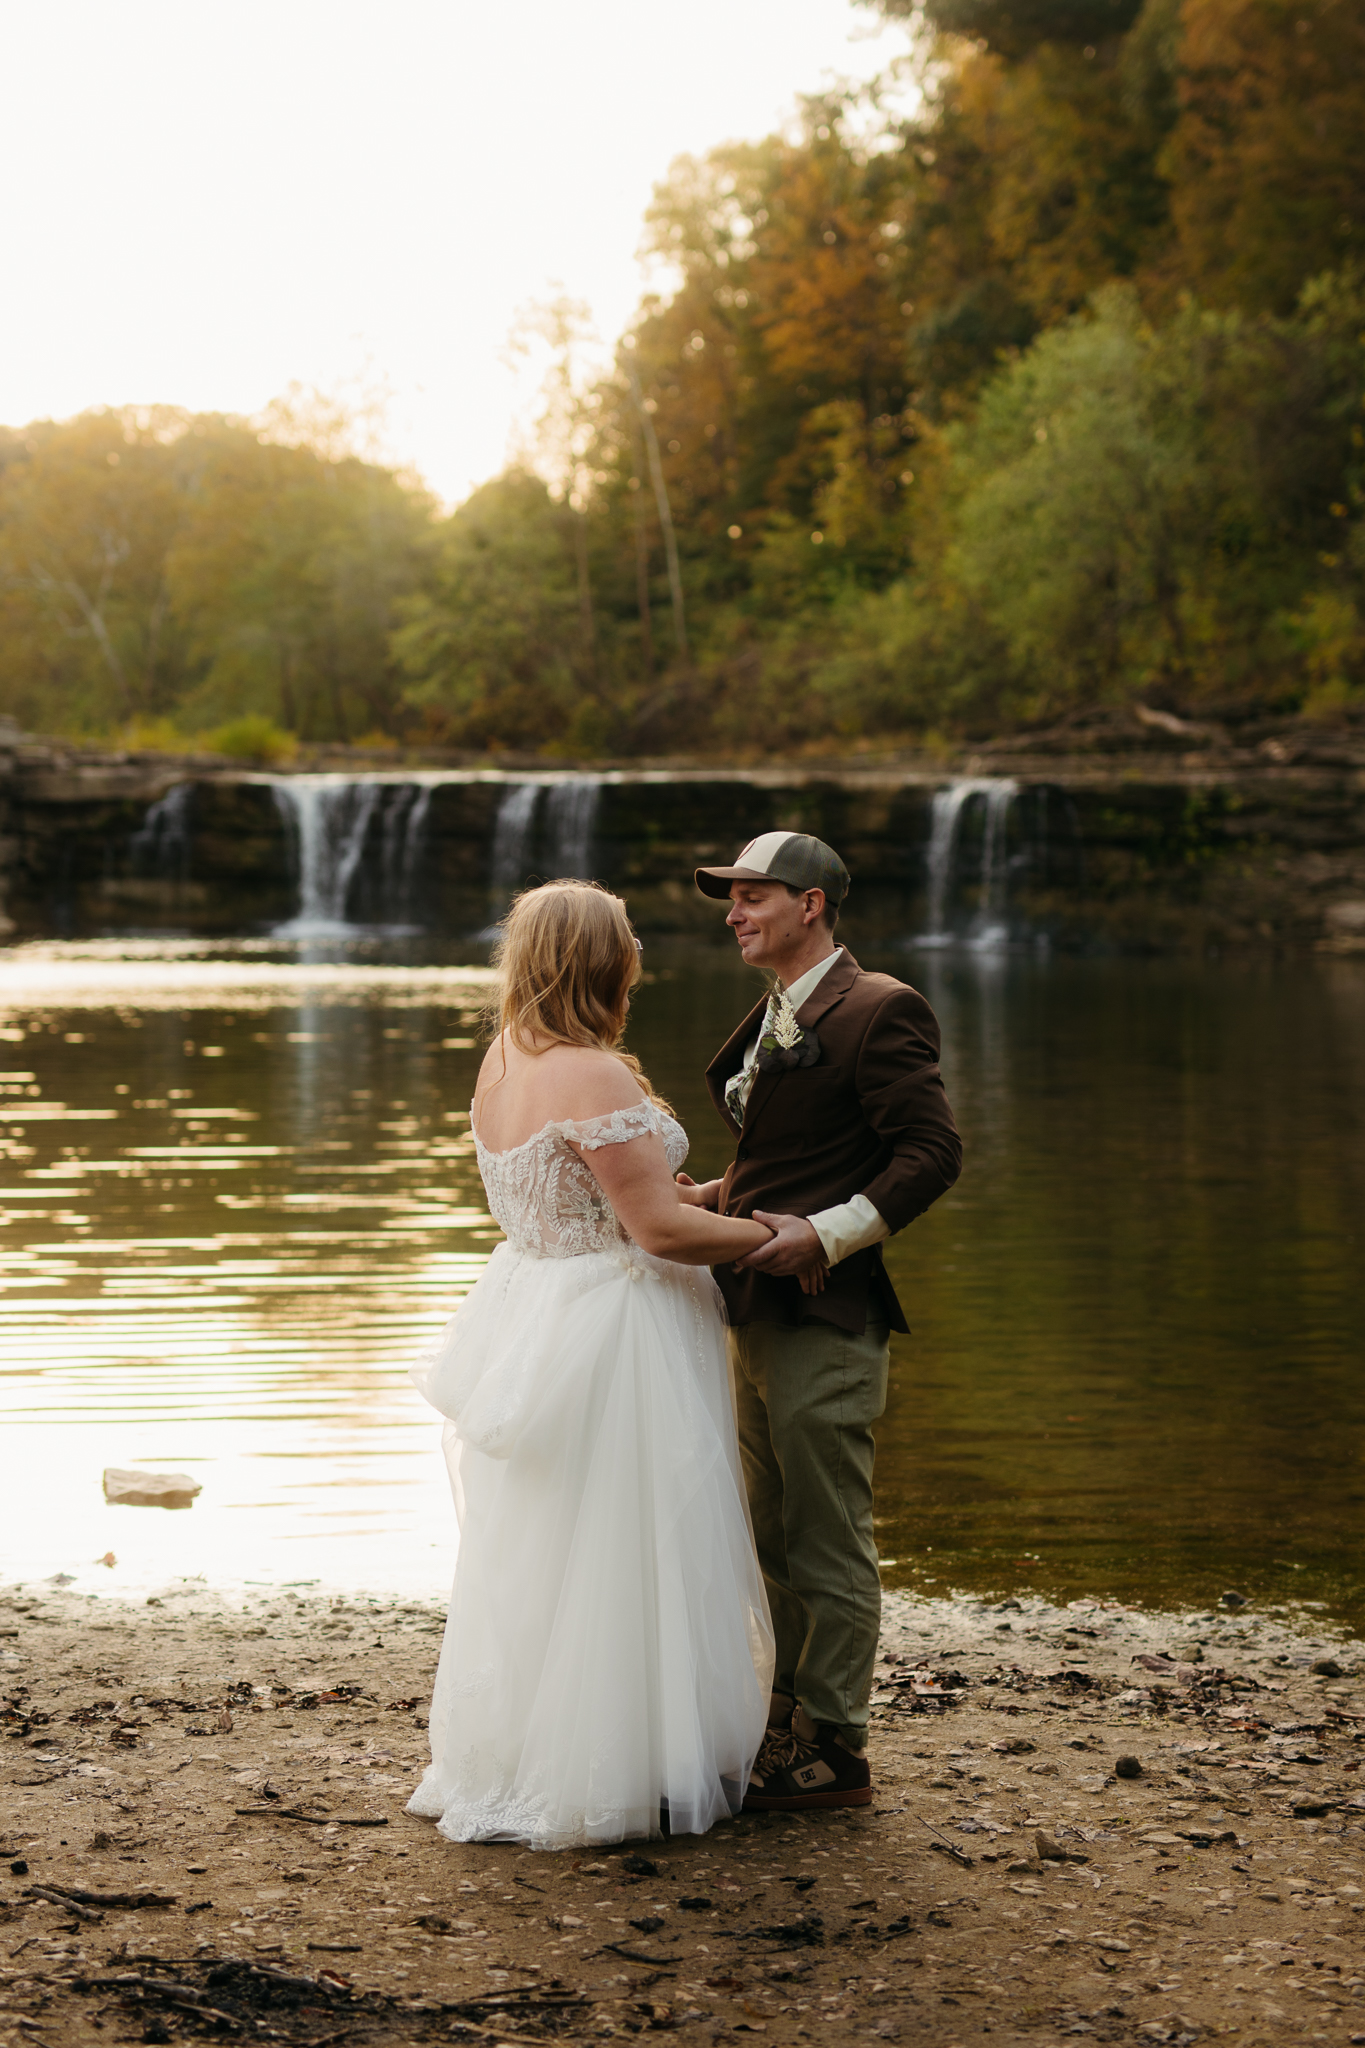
[473,1100,689,1258]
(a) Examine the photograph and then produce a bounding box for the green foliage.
[394,471,591,751]
[939,285,1357,710]
[201,714,297,763]
[0,407,430,744]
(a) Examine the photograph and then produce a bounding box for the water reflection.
[1,937,1362,1626]
[627,944,1365,1628]
[0,950,496,1593]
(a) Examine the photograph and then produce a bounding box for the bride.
[407,881,776,1849]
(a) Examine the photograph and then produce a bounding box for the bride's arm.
[584,1131,774,1266]
[531,1048,771,1266]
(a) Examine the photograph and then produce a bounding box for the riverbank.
[3,1582,1361,2047]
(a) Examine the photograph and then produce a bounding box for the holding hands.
[736,1211,829,1295]
[676,1177,829,1295]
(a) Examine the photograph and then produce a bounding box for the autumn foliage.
[3,0,1363,753]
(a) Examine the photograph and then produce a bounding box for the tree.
[0,410,193,730]
[936,281,1364,714]
[882,0,1145,60]
[394,471,588,751]
[0,406,431,742]
[168,424,431,741]
[1164,0,1365,315]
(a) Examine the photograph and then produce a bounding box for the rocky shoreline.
[2,1581,1362,2046]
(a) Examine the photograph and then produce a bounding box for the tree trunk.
[633,494,654,680]
[628,366,687,661]
[573,506,598,682]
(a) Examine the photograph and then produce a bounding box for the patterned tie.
[725,990,780,1127]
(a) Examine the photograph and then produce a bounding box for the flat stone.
[102,1467,203,1509]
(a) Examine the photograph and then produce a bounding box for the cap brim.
[694,864,775,899]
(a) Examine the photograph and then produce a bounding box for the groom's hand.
[736,1210,829,1285]
[675,1172,723,1210]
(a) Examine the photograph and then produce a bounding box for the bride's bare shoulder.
[473,1035,644,1142]
[537,1044,645,1121]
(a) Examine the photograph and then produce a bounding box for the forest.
[2,0,1363,756]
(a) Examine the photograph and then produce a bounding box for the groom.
[691,832,962,1810]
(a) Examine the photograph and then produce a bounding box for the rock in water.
[102,1468,202,1509]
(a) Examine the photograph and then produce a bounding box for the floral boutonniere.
[755,989,822,1074]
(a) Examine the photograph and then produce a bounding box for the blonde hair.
[491,881,667,1106]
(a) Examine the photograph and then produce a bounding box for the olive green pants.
[728,1315,890,1752]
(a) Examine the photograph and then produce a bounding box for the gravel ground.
[2,1581,1362,2048]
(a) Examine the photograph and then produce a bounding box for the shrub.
[202,715,297,764]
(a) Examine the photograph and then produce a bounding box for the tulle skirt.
[406,1241,774,1850]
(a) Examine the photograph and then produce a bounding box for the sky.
[1,0,915,506]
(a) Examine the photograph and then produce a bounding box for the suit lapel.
[706,990,770,1137]
[795,947,859,1028]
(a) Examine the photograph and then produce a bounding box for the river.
[1,935,1361,1630]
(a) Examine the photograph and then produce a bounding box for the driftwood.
[32,1883,177,1909]
[26,1886,102,1922]
[233,1805,387,1827]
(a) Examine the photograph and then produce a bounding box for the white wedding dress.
[407,1098,774,1850]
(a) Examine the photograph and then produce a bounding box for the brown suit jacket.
[705,951,962,1334]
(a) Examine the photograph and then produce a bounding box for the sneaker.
[742,1724,872,1811]
[750,1720,795,1779]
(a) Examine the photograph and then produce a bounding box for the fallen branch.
[233,1807,386,1827]
[69,1974,208,2000]
[918,1816,974,1869]
[25,1888,102,1923]
[443,1992,594,2014]
[34,1884,177,1910]
[598,1942,679,1971]
[215,1960,347,2000]
[67,1975,243,2032]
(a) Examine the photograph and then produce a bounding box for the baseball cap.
[695,831,851,903]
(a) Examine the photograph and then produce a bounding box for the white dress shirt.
[729,947,890,1269]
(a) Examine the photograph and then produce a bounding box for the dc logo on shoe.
[794,1760,835,1790]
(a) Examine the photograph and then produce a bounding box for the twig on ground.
[598,1942,679,1972]
[917,1816,974,1869]
[232,1807,386,1827]
[25,1887,102,1923]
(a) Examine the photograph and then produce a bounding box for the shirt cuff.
[807,1194,889,1268]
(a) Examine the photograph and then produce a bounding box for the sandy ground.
[2,1580,1363,2048]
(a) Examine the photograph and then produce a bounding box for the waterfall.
[488,775,601,894]
[131,782,193,880]
[270,776,431,934]
[482,776,601,932]
[272,778,380,933]
[921,777,1019,944]
[546,777,600,878]
[978,779,1017,923]
[489,781,546,902]
[377,782,431,922]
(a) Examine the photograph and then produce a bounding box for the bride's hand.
[675,1173,723,1211]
